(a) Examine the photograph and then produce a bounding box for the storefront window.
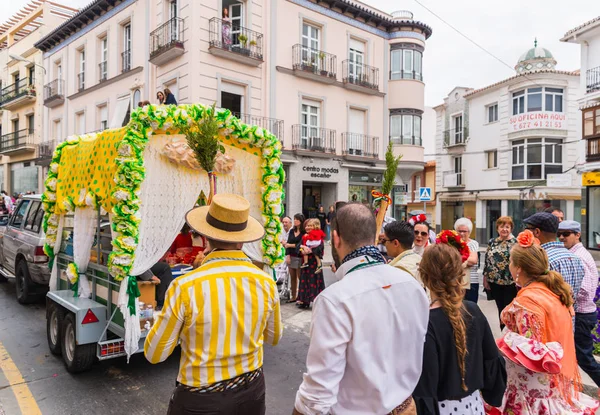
[349,170,382,208]
[486,200,501,242]
[11,164,38,196]
[508,199,566,234]
[588,187,600,250]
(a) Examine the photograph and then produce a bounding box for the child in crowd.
[300,218,326,273]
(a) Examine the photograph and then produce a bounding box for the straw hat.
[185,193,265,243]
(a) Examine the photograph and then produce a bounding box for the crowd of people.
[143,193,600,415]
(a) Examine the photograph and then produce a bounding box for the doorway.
[221,91,243,115]
[302,182,337,219]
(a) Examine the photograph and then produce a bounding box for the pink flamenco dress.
[486,282,599,415]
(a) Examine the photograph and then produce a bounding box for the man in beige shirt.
[383,221,423,286]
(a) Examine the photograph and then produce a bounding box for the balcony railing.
[342,133,379,158]
[390,135,423,146]
[292,44,336,78]
[209,17,263,60]
[122,50,131,73]
[443,128,468,147]
[390,70,423,82]
[99,61,108,82]
[342,61,379,90]
[37,140,56,159]
[0,129,34,153]
[77,72,85,91]
[0,79,36,106]
[587,66,600,94]
[232,112,283,141]
[150,17,184,60]
[587,137,600,162]
[44,79,64,100]
[291,125,336,153]
[443,170,465,188]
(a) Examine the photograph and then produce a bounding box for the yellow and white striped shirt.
[144,250,283,387]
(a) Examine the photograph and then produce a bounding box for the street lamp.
[9,53,46,75]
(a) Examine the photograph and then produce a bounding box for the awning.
[110,97,131,129]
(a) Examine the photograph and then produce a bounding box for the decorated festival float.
[41,103,285,372]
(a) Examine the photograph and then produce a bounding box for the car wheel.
[61,313,96,373]
[47,302,64,355]
[15,260,36,304]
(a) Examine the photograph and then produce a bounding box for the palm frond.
[181,103,223,173]
[381,142,402,195]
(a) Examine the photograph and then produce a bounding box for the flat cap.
[558,220,581,233]
[523,212,559,234]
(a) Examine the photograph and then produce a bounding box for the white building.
[561,16,600,253]
[434,42,581,242]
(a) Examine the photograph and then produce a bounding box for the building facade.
[434,43,582,243]
[0,1,76,196]
[562,17,600,253]
[406,160,436,226]
[34,0,432,219]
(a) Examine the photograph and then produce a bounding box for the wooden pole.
[374,198,390,245]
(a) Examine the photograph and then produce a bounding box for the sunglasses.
[557,231,574,237]
[414,231,428,237]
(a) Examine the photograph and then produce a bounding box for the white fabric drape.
[73,207,98,298]
[117,277,140,361]
[49,215,65,291]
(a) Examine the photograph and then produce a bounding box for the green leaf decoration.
[382,142,402,196]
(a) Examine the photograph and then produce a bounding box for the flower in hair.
[409,213,427,227]
[436,230,470,262]
[517,230,540,248]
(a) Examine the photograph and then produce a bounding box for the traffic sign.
[419,187,432,201]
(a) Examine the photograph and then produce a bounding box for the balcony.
[390,70,423,82]
[0,79,36,110]
[77,72,85,91]
[587,137,600,163]
[342,61,379,94]
[342,133,379,160]
[208,18,263,66]
[150,17,184,66]
[36,140,56,166]
[291,125,336,156]
[292,44,337,84]
[443,128,469,154]
[44,79,65,108]
[232,112,283,142]
[122,50,131,73]
[0,130,35,155]
[443,170,465,188]
[99,61,108,82]
[587,66,600,94]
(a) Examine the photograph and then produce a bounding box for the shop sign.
[582,171,600,186]
[547,173,572,188]
[302,165,341,180]
[509,111,566,132]
[394,192,409,205]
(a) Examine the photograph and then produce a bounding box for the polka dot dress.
[438,390,484,415]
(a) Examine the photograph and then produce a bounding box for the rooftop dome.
[515,39,557,74]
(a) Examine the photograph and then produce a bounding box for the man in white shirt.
[293,203,429,415]
[2,190,13,213]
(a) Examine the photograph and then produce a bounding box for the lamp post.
[9,53,46,75]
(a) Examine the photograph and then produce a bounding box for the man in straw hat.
[145,193,283,415]
[293,203,428,415]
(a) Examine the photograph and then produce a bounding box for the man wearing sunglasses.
[558,220,600,386]
[384,221,422,284]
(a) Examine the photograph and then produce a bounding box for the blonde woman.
[489,230,599,414]
[413,243,506,415]
[296,218,325,308]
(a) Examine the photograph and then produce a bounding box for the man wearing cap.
[523,212,585,310]
[558,220,600,386]
[144,193,283,415]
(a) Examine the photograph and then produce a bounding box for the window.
[27,114,34,134]
[587,187,600,250]
[390,113,422,145]
[511,138,562,180]
[28,67,34,85]
[123,24,132,72]
[486,150,498,168]
[390,47,423,81]
[10,200,30,229]
[24,201,42,232]
[348,39,365,83]
[53,119,62,141]
[583,106,600,138]
[487,103,498,123]
[512,87,564,115]
[98,105,108,130]
[301,23,320,65]
[78,49,85,90]
[76,111,85,135]
[414,175,421,201]
[99,37,108,81]
[301,102,320,149]
[133,89,141,108]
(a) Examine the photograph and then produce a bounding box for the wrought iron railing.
[0,129,34,152]
[342,133,379,158]
[98,61,108,82]
[587,66,600,94]
[122,50,131,72]
[390,135,422,146]
[291,125,336,153]
[44,79,64,100]
[38,140,56,159]
[292,44,336,78]
[232,112,283,141]
[443,128,469,147]
[587,137,600,162]
[342,60,379,90]
[150,17,184,58]
[209,17,263,60]
[443,170,465,188]
[77,72,85,91]
[0,78,35,105]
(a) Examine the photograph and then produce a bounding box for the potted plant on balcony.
[249,39,257,57]
[26,84,36,96]
[318,52,328,76]
[237,34,250,56]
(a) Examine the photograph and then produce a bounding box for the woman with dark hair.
[157,90,165,104]
[222,7,232,48]
[413,241,506,415]
[164,88,177,105]
[284,214,305,303]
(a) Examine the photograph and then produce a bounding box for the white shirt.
[295,255,429,415]
[3,195,12,213]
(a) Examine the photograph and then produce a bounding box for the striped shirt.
[569,243,600,314]
[541,242,585,309]
[144,250,283,387]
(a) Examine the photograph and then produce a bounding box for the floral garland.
[66,262,79,295]
[42,104,285,313]
[436,230,470,262]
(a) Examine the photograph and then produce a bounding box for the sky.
[1,0,598,106]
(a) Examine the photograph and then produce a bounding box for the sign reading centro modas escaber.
[302,165,340,179]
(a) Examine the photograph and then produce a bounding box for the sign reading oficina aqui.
[509,111,566,132]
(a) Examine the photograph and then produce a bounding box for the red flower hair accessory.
[409,213,427,227]
[516,230,540,247]
[436,230,470,262]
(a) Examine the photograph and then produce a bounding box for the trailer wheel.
[61,313,96,373]
[46,302,64,356]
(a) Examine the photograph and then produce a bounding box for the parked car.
[0,195,49,303]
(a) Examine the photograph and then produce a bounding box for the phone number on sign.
[512,120,563,131]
